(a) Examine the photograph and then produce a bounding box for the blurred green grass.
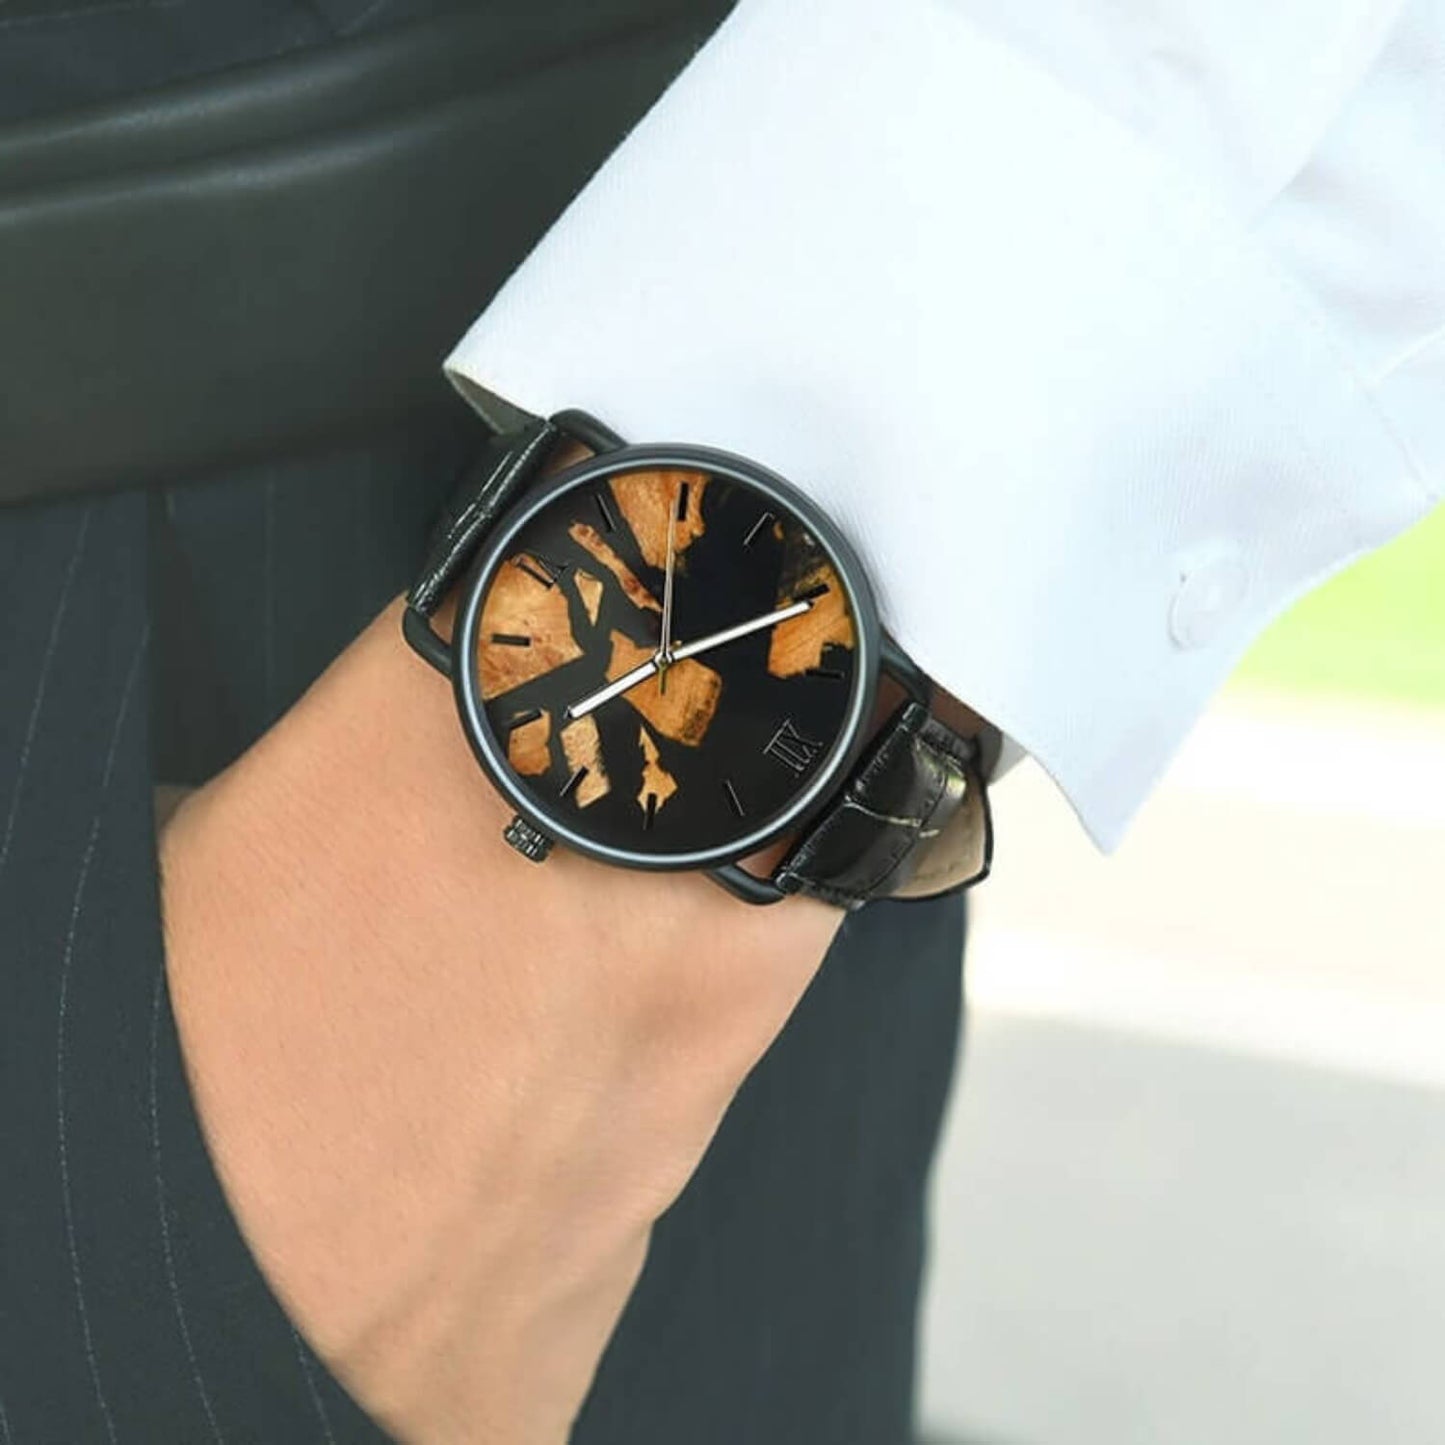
[1230,504,1445,706]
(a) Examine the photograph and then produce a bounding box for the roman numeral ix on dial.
[764,718,826,775]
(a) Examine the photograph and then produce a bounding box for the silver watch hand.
[564,657,659,722]
[563,594,816,722]
[658,483,682,692]
[659,491,679,657]
[669,598,813,665]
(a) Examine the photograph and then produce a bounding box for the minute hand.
[668,598,813,665]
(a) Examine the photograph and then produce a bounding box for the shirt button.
[1169,549,1248,650]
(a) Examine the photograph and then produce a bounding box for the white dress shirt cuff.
[444,0,1439,851]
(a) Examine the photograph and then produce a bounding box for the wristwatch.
[403,408,995,909]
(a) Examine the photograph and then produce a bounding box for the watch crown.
[503,815,554,863]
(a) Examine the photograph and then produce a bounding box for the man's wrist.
[158,595,840,1441]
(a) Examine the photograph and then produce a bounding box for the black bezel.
[451,443,882,873]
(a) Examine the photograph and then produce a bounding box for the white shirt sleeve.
[445,0,1444,852]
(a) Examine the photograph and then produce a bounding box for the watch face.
[455,445,878,870]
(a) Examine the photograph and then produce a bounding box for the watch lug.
[880,630,931,707]
[707,863,786,906]
[503,815,554,863]
[403,603,452,676]
[550,408,626,455]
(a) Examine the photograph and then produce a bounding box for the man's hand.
[158,598,840,1445]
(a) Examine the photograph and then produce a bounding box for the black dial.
[454,446,879,869]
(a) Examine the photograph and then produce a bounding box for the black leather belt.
[0,0,728,508]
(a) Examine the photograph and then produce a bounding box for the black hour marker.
[723,779,746,818]
[560,765,589,799]
[793,581,830,603]
[516,553,567,588]
[676,481,690,518]
[490,632,531,647]
[806,666,846,680]
[643,792,658,830]
[594,492,617,532]
[506,708,543,730]
[743,511,775,547]
[763,718,826,775]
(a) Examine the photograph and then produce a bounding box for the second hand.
[657,481,683,695]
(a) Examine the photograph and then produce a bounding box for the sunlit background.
[920,508,1445,1444]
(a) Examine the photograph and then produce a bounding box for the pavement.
[917,691,1445,1445]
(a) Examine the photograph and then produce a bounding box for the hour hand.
[564,657,659,722]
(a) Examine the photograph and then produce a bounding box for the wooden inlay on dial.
[479,555,585,699]
[573,568,605,626]
[568,523,661,615]
[506,709,552,776]
[606,631,721,747]
[559,714,610,807]
[637,724,678,819]
[767,563,854,678]
[609,470,708,567]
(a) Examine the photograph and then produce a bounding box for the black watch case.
[448,443,920,898]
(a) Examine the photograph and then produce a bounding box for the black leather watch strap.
[407,413,561,619]
[406,409,627,658]
[774,701,992,909]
